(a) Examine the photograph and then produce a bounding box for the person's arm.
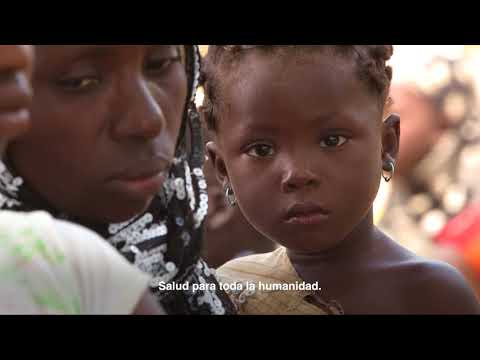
[55,219,164,315]
[133,291,165,315]
[0,210,166,315]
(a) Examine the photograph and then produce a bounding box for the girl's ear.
[382,114,400,169]
[206,141,230,187]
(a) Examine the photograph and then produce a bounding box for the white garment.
[0,211,151,315]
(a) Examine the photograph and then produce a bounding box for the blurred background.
[197,45,480,297]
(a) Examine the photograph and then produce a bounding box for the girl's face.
[0,45,33,157]
[9,45,188,223]
[209,52,399,253]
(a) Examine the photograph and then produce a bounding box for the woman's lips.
[109,171,168,199]
[108,162,171,200]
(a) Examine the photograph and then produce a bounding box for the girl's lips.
[285,212,330,226]
[284,202,331,225]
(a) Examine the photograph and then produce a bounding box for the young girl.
[201,45,480,315]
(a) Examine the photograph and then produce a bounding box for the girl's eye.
[319,135,348,148]
[57,76,100,92]
[246,144,275,158]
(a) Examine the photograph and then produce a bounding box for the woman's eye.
[145,56,181,75]
[58,77,100,91]
[246,144,275,158]
[319,135,348,148]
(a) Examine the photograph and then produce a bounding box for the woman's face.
[9,45,188,223]
[0,45,33,157]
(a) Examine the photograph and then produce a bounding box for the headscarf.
[0,45,236,315]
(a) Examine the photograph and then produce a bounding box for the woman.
[0,45,163,315]
[0,45,235,314]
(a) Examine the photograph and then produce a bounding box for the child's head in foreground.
[201,45,400,253]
